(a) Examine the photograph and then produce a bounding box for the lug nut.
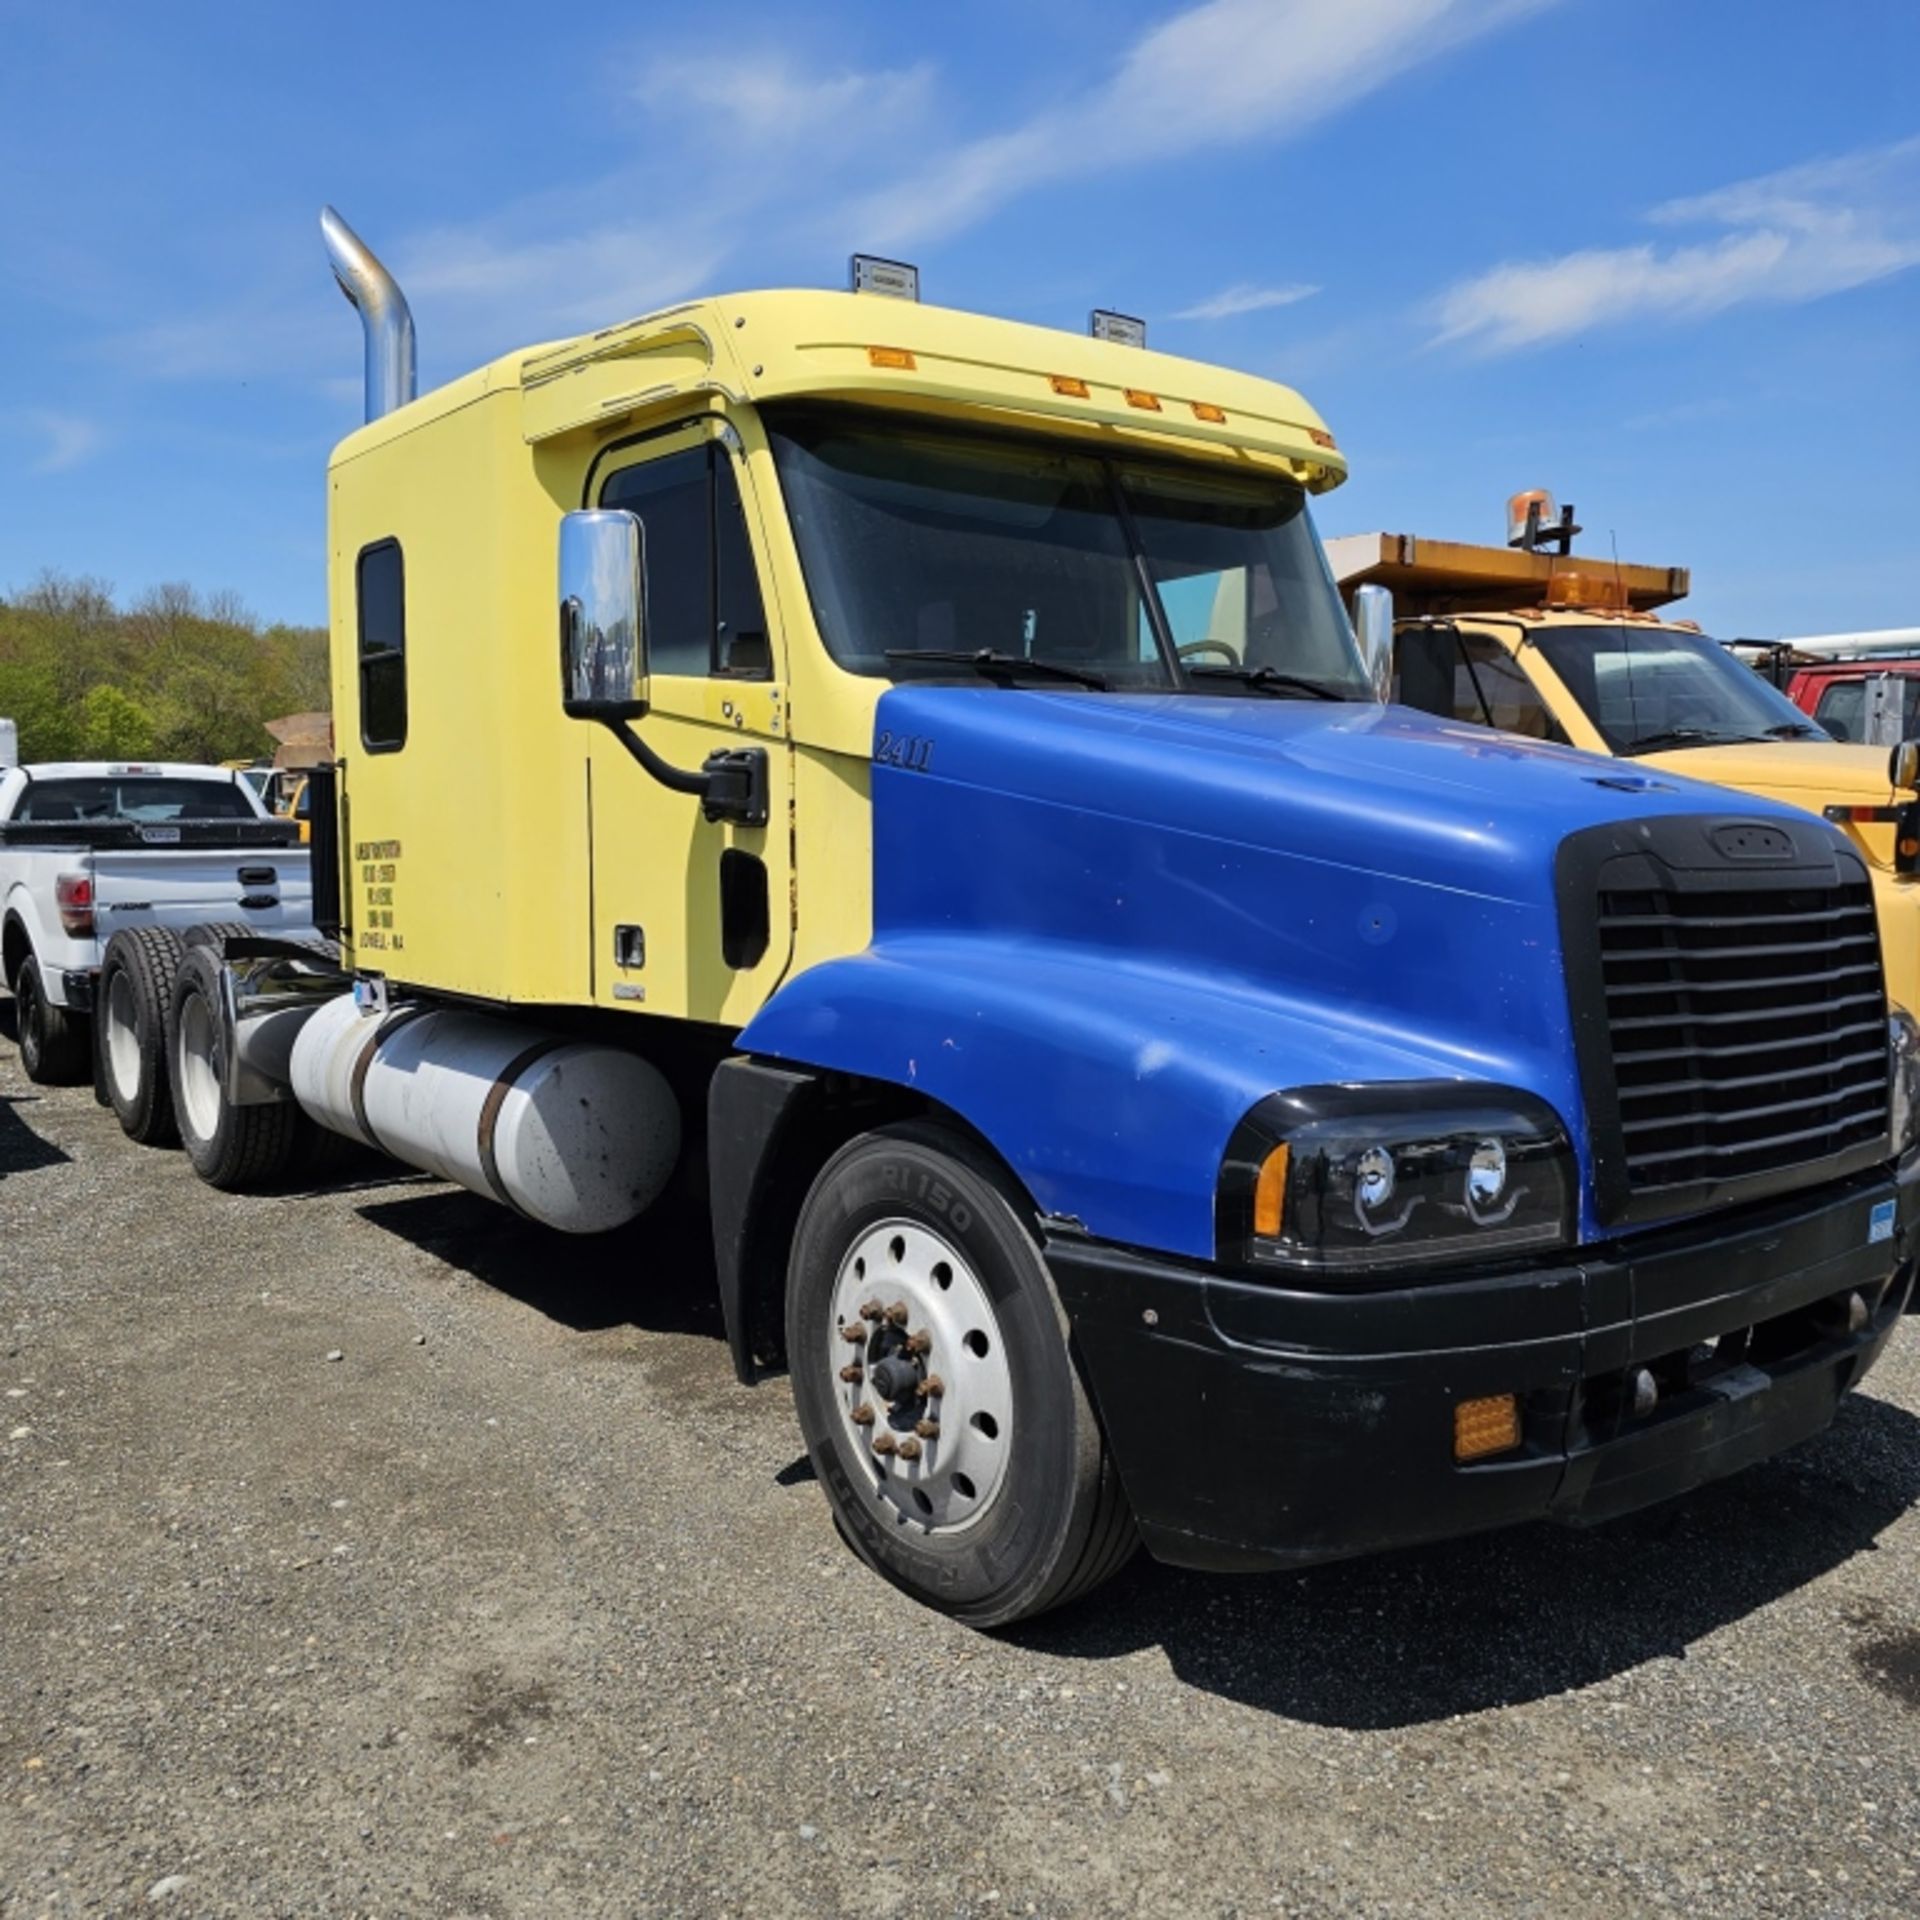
[872,1431,898,1457]
[840,1323,867,1344]
[850,1403,875,1426]
[896,1437,922,1462]
[839,1364,864,1384]
[914,1419,940,1440]
[859,1300,885,1322]
[920,1374,945,1400]
[884,1301,911,1327]
[905,1330,932,1356]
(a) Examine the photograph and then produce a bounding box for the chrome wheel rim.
[176,991,221,1143]
[104,970,141,1102]
[828,1218,1013,1534]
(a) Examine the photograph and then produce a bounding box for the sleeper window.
[357,540,407,752]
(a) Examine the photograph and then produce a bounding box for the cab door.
[585,420,792,1025]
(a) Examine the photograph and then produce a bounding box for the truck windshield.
[1534,626,1827,755]
[12,777,255,822]
[768,409,1370,697]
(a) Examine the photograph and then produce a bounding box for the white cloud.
[856,0,1558,248]
[1432,136,1920,352]
[16,410,102,474]
[1175,282,1321,321]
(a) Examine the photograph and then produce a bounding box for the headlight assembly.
[1218,1082,1576,1278]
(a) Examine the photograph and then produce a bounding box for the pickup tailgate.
[90,845,315,939]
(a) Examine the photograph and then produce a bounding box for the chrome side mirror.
[560,509,649,719]
[1891,739,1920,792]
[1353,583,1395,704]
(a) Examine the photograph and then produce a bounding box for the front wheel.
[15,955,90,1085]
[787,1122,1135,1628]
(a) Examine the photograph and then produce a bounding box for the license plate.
[1869,1199,1896,1245]
[138,825,181,844]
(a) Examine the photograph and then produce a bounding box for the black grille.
[1596,878,1889,1193]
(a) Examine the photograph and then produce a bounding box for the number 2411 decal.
[876,731,935,772]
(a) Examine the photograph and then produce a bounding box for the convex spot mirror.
[1352,582,1394,704]
[1891,739,1920,793]
[560,509,650,720]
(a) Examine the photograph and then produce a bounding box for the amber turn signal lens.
[1454,1394,1522,1462]
[1125,388,1162,411]
[1191,401,1228,424]
[867,346,916,370]
[1253,1144,1290,1240]
[1049,374,1091,397]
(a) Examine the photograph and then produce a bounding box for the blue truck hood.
[745,687,1830,1256]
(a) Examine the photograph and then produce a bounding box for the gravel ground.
[2,1003,1919,1919]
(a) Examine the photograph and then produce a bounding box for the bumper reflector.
[1454,1393,1521,1462]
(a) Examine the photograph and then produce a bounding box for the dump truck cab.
[114,232,1918,1629]
[1328,512,1920,1015]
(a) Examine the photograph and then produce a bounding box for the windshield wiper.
[1185,664,1346,701]
[1763,721,1823,738]
[884,647,1108,690]
[1622,726,1773,755]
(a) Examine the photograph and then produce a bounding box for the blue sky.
[2,0,1916,637]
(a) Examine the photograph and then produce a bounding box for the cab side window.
[1814,681,1864,742]
[598,442,771,679]
[1393,627,1563,743]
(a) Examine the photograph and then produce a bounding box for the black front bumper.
[1048,1163,1918,1574]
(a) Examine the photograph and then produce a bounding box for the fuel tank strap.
[475,1040,565,1214]
[349,1005,431,1157]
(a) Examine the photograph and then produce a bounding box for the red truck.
[1734,630,1920,744]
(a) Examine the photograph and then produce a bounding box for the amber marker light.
[1253,1144,1290,1240]
[867,346,916,370]
[1454,1394,1522,1462]
[1050,374,1091,397]
[1308,426,1337,449]
[1191,401,1228,424]
[1125,388,1163,411]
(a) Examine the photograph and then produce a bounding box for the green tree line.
[0,574,330,764]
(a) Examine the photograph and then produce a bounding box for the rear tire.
[169,945,301,1189]
[16,955,90,1085]
[787,1121,1136,1628]
[99,927,185,1144]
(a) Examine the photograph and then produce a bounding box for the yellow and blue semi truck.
[93,214,1920,1627]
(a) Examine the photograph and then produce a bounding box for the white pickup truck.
[1,762,314,1086]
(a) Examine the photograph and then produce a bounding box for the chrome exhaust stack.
[319,205,416,423]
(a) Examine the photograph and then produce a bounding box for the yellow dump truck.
[1329,497,1920,1009]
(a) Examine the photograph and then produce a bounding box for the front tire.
[169,945,301,1189]
[99,927,185,1144]
[787,1122,1135,1628]
[16,955,90,1085]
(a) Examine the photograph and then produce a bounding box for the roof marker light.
[1124,389,1162,412]
[851,255,920,301]
[1308,427,1337,450]
[1049,374,1090,398]
[868,346,917,370]
[1191,401,1228,425]
[1090,309,1147,348]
